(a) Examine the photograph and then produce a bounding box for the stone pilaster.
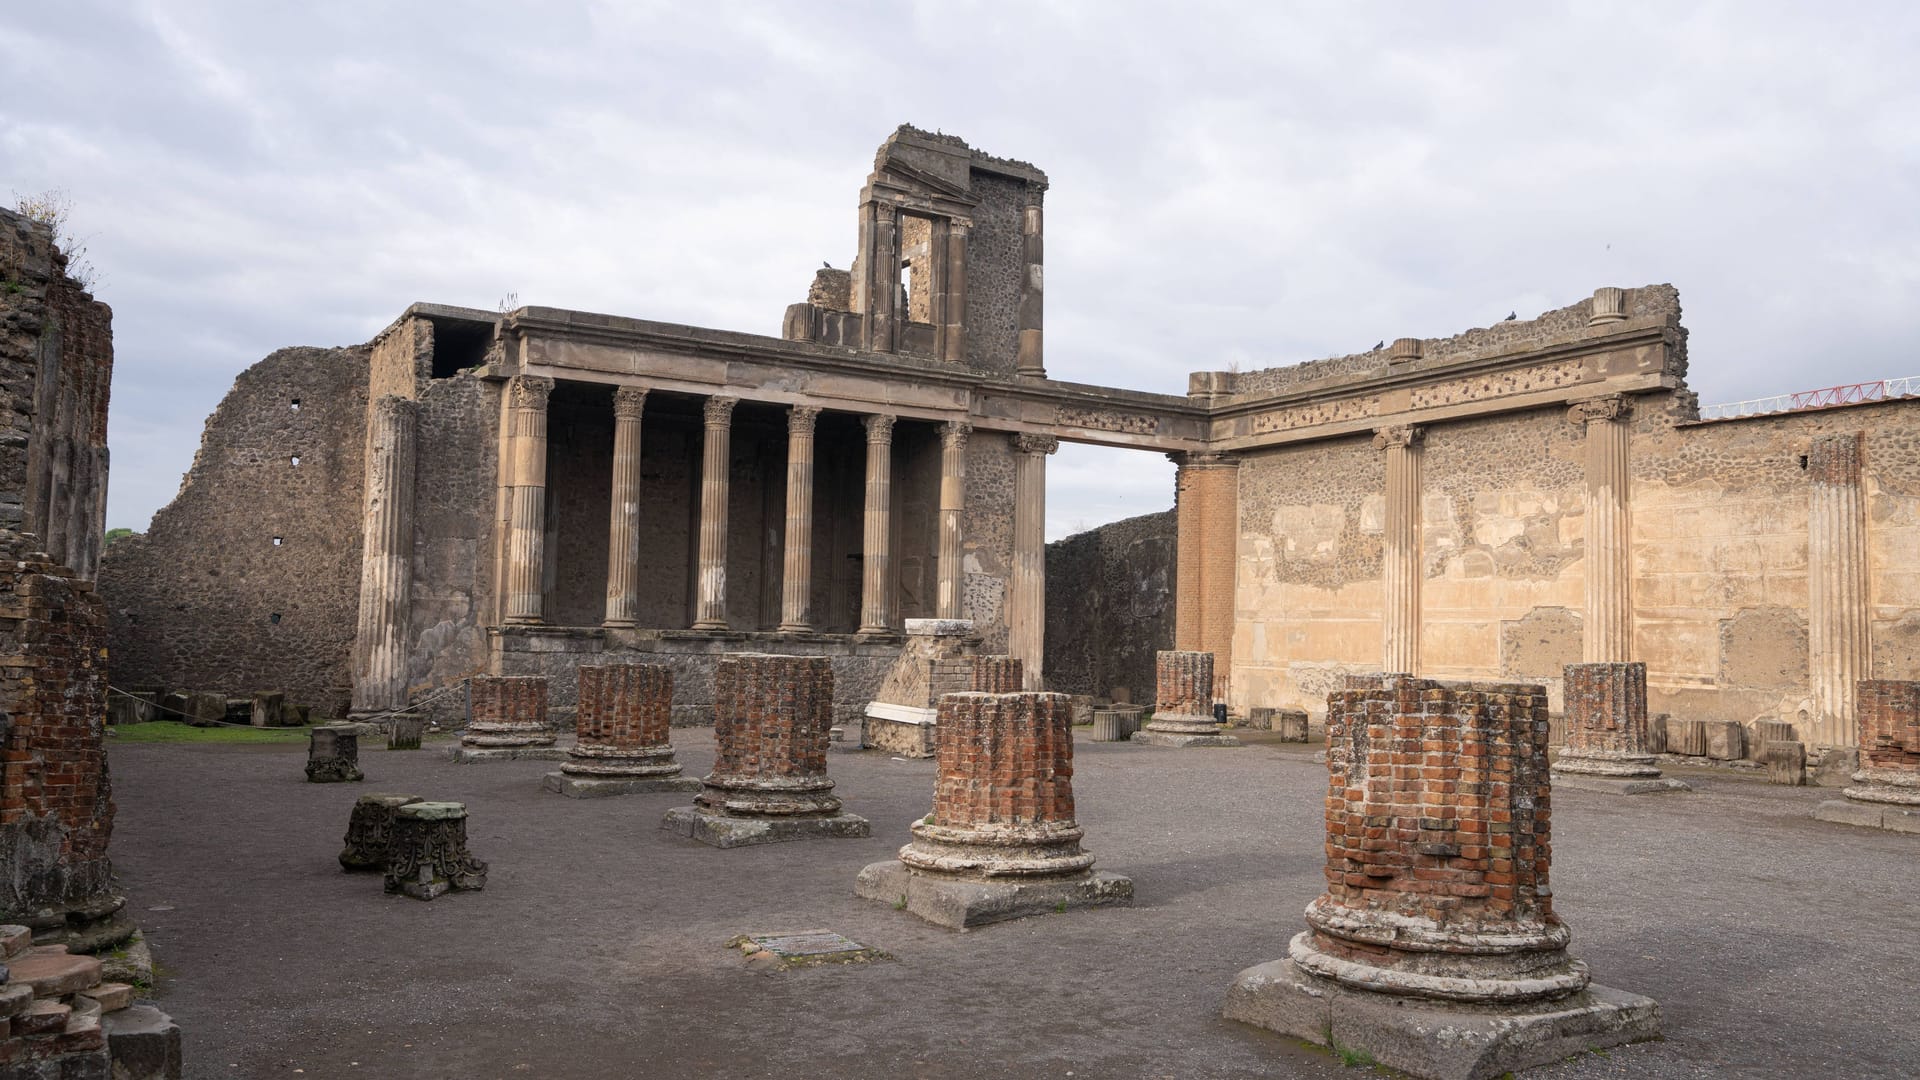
[937,420,970,620]
[1224,675,1661,1077]
[1570,395,1633,663]
[350,394,418,714]
[1009,433,1058,689]
[503,376,553,624]
[858,414,897,635]
[602,386,647,627]
[855,692,1133,928]
[1808,432,1870,748]
[692,396,737,630]
[1374,425,1423,675]
[779,405,820,632]
[1015,192,1045,378]
[547,664,699,797]
[1136,649,1240,747]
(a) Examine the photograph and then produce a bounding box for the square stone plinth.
[1224,959,1661,1080]
[660,806,871,848]
[1813,799,1920,834]
[1130,730,1242,748]
[854,859,1134,930]
[1551,773,1693,795]
[542,772,701,799]
[447,744,570,763]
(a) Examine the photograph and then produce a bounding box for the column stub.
[692,395,737,630]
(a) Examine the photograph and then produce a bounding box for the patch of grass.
[109,721,304,745]
[893,894,908,911]
[1330,1039,1376,1069]
[1053,900,1067,914]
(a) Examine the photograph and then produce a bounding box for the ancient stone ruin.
[454,675,563,762]
[863,618,979,757]
[1225,675,1660,1078]
[304,723,364,783]
[662,654,870,847]
[339,793,423,872]
[1133,650,1240,747]
[1813,679,1920,833]
[384,802,488,901]
[543,663,700,798]
[1551,662,1688,794]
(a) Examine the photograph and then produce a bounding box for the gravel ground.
[105,730,1918,1079]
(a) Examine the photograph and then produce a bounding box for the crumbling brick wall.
[1043,508,1175,701]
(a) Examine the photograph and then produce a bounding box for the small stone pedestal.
[662,655,869,847]
[544,664,700,798]
[339,794,422,871]
[387,714,424,750]
[857,692,1131,929]
[1132,650,1240,748]
[1814,679,1920,833]
[1224,676,1660,1079]
[384,802,488,900]
[1552,663,1689,794]
[450,676,567,762]
[863,619,979,758]
[305,724,364,783]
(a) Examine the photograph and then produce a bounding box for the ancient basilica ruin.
[2,126,1915,1078]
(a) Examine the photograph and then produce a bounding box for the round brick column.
[1144,650,1219,735]
[898,692,1095,879]
[969,656,1023,693]
[562,664,686,779]
[1554,662,1660,777]
[1847,680,1920,806]
[695,654,842,817]
[462,676,553,748]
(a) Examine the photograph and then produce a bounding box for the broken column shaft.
[1134,650,1240,747]
[1553,662,1688,794]
[544,664,700,798]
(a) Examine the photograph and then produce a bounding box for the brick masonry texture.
[704,654,834,787]
[1045,509,1173,703]
[930,692,1075,828]
[1155,650,1213,719]
[1856,680,1919,778]
[969,656,1023,693]
[465,675,550,745]
[574,664,671,753]
[1562,662,1650,756]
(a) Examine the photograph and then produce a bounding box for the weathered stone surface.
[1668,718,1709,756]
[102,1004,182,1080]
[304,724,363,783]
[1705,719,1748,760]
[384,802,486,900]
[1274,708,1309,742]
[386,714,424,750]
[854,859,1132,931]
[542,772,698,799]
[1762,740,1807,785]
[339,794,422,871]
[863,621,977,758]
[10,946,103,997]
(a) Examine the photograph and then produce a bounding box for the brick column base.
[1136,650,1241,748]
[453,676,567,762]
[1553,663,1688,794]
[1815,679,1920,832]
[546,664,701,798]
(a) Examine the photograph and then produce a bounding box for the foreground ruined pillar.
[1814,679,1920,832]
[1808,432,1870,749]
[692,396,737,630]
[1553,662,1688,794]
[452,675,564,762]
[544,664,700,798]
[1224,675,1661,1079]
[1008,433,1057,689]
[350,394,418,716]
[858,414,896,635]
[778,405,820,632]
[1135,650,1240,748]
[856,692,1132,928]
[1569,395,1633,663]
[1375,425,1423,675]
[662,655,870,847]
[936,420,969,620]
[603,386,647,628]
[503,376,554,624]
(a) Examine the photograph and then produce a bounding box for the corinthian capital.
[788,404,821,436]
[940,420,972,452]
[1372,424,1423,450]
[1009,432,1060,456]
[1567,394,1630,426]
[863,413,896,444]
[508,375,554,411]
[613,385,648,420]
[703,395,738,427]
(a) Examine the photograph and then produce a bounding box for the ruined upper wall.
[0,207,113,581]
[1044,508,1177,702]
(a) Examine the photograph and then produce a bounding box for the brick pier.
[1552,662,1688,794]
[1224,675,1660,1079]
[1133,650,1240,747]
[1814,679,1920,833]
[544,664,700,798]
[452,675,565,762]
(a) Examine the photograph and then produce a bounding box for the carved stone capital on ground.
[508,375,554,411]
[613,385,648,420]
[1568,394,1631,426]
[703,395,738,428]
[1371,424,1423,450]
[1010,432,1059,456]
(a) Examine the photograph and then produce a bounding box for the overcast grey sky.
[4,1,1916,539]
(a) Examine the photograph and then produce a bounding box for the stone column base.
[1550,751,1662,778]
[659,806,870,848]
[1223,958,1661,1080]
[543,772,701,799]
[1551,773,1692,795]
[1131,729,1242,748]
[446,744,571,763]
[1812,799,1920,833]
[853,859,1132,929]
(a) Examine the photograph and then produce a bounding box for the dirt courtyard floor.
[107,728,1917,1079]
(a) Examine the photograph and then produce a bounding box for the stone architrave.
[305,724,364,783]
[856,692,1132,928]
[451,676,566,763]
[864,619,976,758]
[543,664,700,798]
[339,794,422,871]
[1133,650,1241,748]
[662,655,871,847]
[1814,679,1920,833]
[384,802,488,901]
[1224,675,1662,1079]
[1553,663,1689,794]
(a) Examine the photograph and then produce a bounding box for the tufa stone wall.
[1043,508,1174,701]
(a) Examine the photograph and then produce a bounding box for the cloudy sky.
[5,1,1916,539]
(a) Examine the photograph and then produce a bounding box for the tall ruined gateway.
[104,128,1920,761]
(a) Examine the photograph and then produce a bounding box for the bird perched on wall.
[1372,340,1384,351]
[822,261,834,269]
[1504,312,1517,321]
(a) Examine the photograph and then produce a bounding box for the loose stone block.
[1275,708,1309,742]
[1705,719,1747,760]
[103,1003,184,1080]
[452,675,566,762]
[185,691,225,728]
[305,724,364,783]
[544,664,699,798]
[1133,650,1241,748]
[1763,740,1807,785]
[1816,680,1920,831]
[249,691,284,728]
[1752,719,1797,760]
[384,802,487,900]
[1090,708,1129,742]
[857,692,1131,928]
[1667,718,1708,756]
[1646,713,1669,753]
[386,713,424,750]
[1244,706,1274,730]
[1554,663,1688,794]
[339,793,423,871]
[1223,675,1660,1078]
[662,655,869,847]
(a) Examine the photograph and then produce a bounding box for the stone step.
[80,981,134,1013]
[19,998,71,1036]
[0,924,31,959]
[9,946,103,997]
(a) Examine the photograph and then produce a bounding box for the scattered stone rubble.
[0,923,179,1079]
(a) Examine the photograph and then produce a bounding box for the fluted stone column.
[937,420,970,619]
[858,414,897,634]
[1009,433,1058,689]
[603,386,647,628]
[504,376,554,625]
[1015,194,1045,378]
[1570,396,1633,663]
[351,395,418,715]
[779,405,821,632]
[1375,425,1424,674]
[1809,432,1870,748]
[692,396,737,630]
